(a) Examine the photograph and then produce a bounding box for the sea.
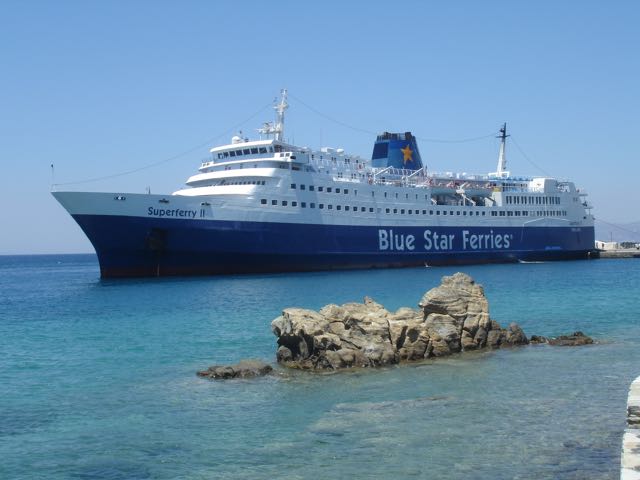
[1,255,639,480]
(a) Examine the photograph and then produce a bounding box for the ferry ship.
[52,90,596,277]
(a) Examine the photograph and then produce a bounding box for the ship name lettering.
[378,229,415,251]
[147,207,198,218]
[423,230,454,251]
[462,230,512,250]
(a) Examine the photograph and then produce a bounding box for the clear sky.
[1,0,639,254]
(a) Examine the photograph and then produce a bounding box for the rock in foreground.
[197,359,273,379]
[271,273,529,370]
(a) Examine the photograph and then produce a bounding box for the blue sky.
[1,1,638,254]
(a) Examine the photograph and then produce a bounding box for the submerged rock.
[530,331,594,346]
[197,359,273,379]
[271,273,530,371]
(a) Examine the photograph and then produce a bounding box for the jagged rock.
[269,273,592,371]
[197,359,273,379]
[271,273,529,370]
[530,331,594,346]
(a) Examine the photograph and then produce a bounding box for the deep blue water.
[1,255,639,479]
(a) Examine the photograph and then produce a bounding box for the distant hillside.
[595,220,640,242]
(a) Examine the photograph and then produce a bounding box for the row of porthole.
[259,199,493,217]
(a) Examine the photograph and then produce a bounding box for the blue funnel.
[371,132,423,171]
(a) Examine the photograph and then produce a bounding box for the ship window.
[507,211,513,216]
[369,207,374,213]
[457,211,460,215]
[499,211,505,216]
[408,210,412,214]
[327,187,332,193]
[345,206,350,211]
[300,184,306,190]
[282,201,288,206]
[236,150,243,156]
[310,203,315,208]
[429,210,433,215]
[291,183,296,189]
[361,207,366,212]
[301,202,306,208]
[401,209,405,214]
[319,204,324,209]
[394,208,398,214]
[491,211,497,216]
[309,185,314,191]
[260,199,267,205]
[329,205,334,210]
[395,193,399,199]
[515,211,520,216]
[250,148,258,154]
[292,201,297,207]
[463,211,467,215]
[344,189,348,194]
[272,200,277,205]
[437,211,440,215]
[386,208,390,214]
[229,151,236,157]
[384,192,387,198]
[336,188,341,193]
[243,149,250,155]
[259,147,267,154]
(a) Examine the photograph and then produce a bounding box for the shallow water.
[1,255,638,479]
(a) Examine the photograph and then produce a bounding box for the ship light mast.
[258,89,288,141]
[491,123,510,178]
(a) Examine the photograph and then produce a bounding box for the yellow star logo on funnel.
[400,144,413,164]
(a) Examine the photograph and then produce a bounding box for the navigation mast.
[494,122,509,178]
[258,89,288,141]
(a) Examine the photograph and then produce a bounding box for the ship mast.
[495,122,509,178]
[258,89,288,141]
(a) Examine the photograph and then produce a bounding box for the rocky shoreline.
[199,273,594,379]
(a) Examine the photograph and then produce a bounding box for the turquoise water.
[1,255,639,479]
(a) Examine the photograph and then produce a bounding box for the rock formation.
[197,359,273,379]
[529,331,594,346]
[271,272,529,370]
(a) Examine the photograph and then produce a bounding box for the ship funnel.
[371,132,424,171]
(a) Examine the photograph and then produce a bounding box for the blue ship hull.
[72,214,597,277]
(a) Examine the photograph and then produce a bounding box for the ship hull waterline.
[70,214,598,278]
